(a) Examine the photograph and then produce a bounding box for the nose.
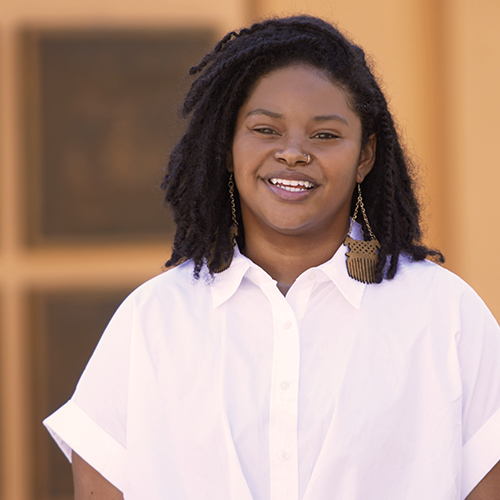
[274,147,312,166]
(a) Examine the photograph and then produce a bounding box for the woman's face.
[231,64,375,243]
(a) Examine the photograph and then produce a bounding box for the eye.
[312,131,340,140]
[254,127,279,135]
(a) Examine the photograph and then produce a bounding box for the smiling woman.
[43,15,500,500]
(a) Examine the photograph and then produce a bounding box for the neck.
[241,226,347,287]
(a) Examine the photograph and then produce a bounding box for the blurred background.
[1,0,499,499]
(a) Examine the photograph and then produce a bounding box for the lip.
[262,170,318,202]
[264,170,317,184]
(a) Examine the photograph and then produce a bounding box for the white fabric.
[44,239,500,500]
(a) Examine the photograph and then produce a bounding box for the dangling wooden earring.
[344,184,380,284]
[229,173,238,244]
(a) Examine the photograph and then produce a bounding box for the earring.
[344,184,380,284]
[229,173,238,243]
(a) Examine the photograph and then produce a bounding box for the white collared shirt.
[44,243,500,500]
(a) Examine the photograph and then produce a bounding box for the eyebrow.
[312,114,349,125]
[246,108,284,119]
[246,109,348,125]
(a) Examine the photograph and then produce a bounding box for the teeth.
[269,178,314,191]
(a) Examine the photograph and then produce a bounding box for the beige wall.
[442,0,500,310]
[1,0,500,499]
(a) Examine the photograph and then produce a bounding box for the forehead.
[239,64,359,122]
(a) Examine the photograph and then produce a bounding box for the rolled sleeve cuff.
[43,399,126,492]
[462,407,500,498]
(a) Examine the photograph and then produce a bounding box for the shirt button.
[280,451,289,461]
[280,381,290,391]
[308,272,317,280]
[283,320,292,330]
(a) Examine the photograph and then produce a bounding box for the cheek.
[231,146,263,182]
[324,151,362,183]
[231,138,250,173]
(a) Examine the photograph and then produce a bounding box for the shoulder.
[99,261,213,330]
[386,256,480,299]
[128,259,212,305]
[365,257,497,328]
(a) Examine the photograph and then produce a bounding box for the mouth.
[268,178,315,192]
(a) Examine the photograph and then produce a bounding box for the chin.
[267,221,320,237]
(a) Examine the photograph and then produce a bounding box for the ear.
[356,133,376,183]
[227,151,234,173]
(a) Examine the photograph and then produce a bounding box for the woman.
[44,15,500,500]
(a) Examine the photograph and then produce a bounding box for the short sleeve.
[43,292,135,492]
[457,287,500,498]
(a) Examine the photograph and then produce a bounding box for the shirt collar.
[210,246,252,309]
[210,224,367,310]
[317,221,367,309]
[314,242,366,310]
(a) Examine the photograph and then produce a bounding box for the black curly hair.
[161,15,443,282]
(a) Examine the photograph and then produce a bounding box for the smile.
[269,178,315,192]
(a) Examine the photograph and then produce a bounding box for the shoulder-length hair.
[161,15,443,281]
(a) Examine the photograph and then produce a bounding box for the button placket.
[268,301,300,500]
[280,381,290,391]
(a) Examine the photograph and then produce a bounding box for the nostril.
[274,150,311,166]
